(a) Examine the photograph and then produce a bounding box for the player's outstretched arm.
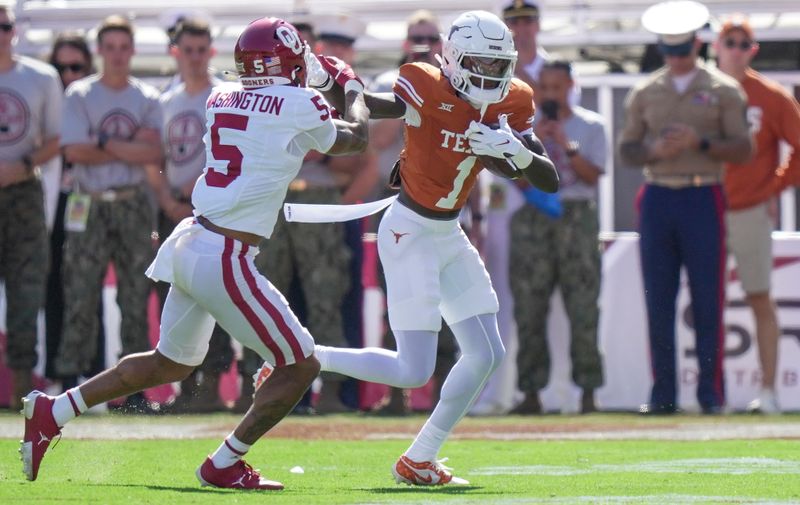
[307,53,406,120]
[518,133,559,193]
[327,87,370,156]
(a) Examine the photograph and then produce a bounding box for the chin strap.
[478,102,489,122]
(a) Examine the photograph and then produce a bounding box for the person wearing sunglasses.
[619,1,753,415]
[716,15,800,415]
[49,34,92,89]
[44,33,105,397]
[51,15,164,414]
[0,4,63,411]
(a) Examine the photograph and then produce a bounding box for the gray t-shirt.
[539,106,606,202]
[0,56,62,161]
[160,80,218,191]
[61,75,162,193]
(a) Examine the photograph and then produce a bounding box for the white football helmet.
[440,10,517,105]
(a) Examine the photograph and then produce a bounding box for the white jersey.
[191,81,336,237]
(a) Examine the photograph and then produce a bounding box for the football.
[474,123,525,180]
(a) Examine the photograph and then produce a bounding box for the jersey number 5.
[205,113,249,188]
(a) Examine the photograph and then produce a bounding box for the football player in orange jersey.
[308,10,557,485]
[716,15,800,414]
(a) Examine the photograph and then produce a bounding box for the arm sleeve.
[42,73,63,139]
[293,90,337,153]
[719,85,750,140]
[59,89,92,147]
[618,87,647,144]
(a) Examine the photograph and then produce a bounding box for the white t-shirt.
[672,69,699,95]
[191,82,337,238]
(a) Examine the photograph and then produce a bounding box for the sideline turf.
[2,437,799,504]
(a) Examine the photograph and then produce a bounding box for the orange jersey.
[392,62,535,211]
[725,69,800,210]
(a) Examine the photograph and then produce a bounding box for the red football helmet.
[234,17,307,89]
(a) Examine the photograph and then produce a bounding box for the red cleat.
[196,457,284,490]
[20,391,61,481]
[391,455,470,486]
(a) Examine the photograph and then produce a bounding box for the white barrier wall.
[540,233,800,413]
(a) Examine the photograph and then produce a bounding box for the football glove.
[304,47,333,91]
[316,55,364,93]
[467,114,524,159]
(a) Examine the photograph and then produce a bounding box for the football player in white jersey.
[21,17,369,490]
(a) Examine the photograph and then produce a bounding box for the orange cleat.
[391,455,469,486]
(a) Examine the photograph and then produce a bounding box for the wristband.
[565,141,580,158]
[343,79,364,95]
[698,137,711,152]
[510,148,533,170]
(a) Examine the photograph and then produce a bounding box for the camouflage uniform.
[56,188,155,376]
[56,75,162,377]
[0,56,62,373]
[0,179,48,369]
[509,201,603,393]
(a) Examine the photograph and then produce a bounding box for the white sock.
[210,434,251,469]
[406,314,505,461]
[52,388,88,427]
[314,345,331,371]
[404,421,449,462]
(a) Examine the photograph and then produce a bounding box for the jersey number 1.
[436,155,476,209]
[205,113,249,188]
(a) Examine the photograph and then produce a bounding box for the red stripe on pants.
[237,253,306,363]
[221,238,287,367]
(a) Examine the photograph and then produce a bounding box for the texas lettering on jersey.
[392,62,535,211]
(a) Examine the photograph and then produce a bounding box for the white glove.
[467,114,524,159]
[304,47,333,91]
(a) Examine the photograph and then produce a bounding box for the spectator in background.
[0,4,62,410]
[510,60,606,415]
[250,13,379,414]
[619,1,752,415]
[715,15,800,414]
[366,10,459,416]
[469,0,552,416]
[44,33,107,391]
[146,18,233,413]
[56,15,163,413]
[502,0,545,96]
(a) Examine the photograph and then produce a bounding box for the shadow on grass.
[87,483,230,494]
[366,486,497,495]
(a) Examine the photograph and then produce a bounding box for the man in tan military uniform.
[618,1,752,415]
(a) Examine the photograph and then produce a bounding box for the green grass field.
[2,413,800,504]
